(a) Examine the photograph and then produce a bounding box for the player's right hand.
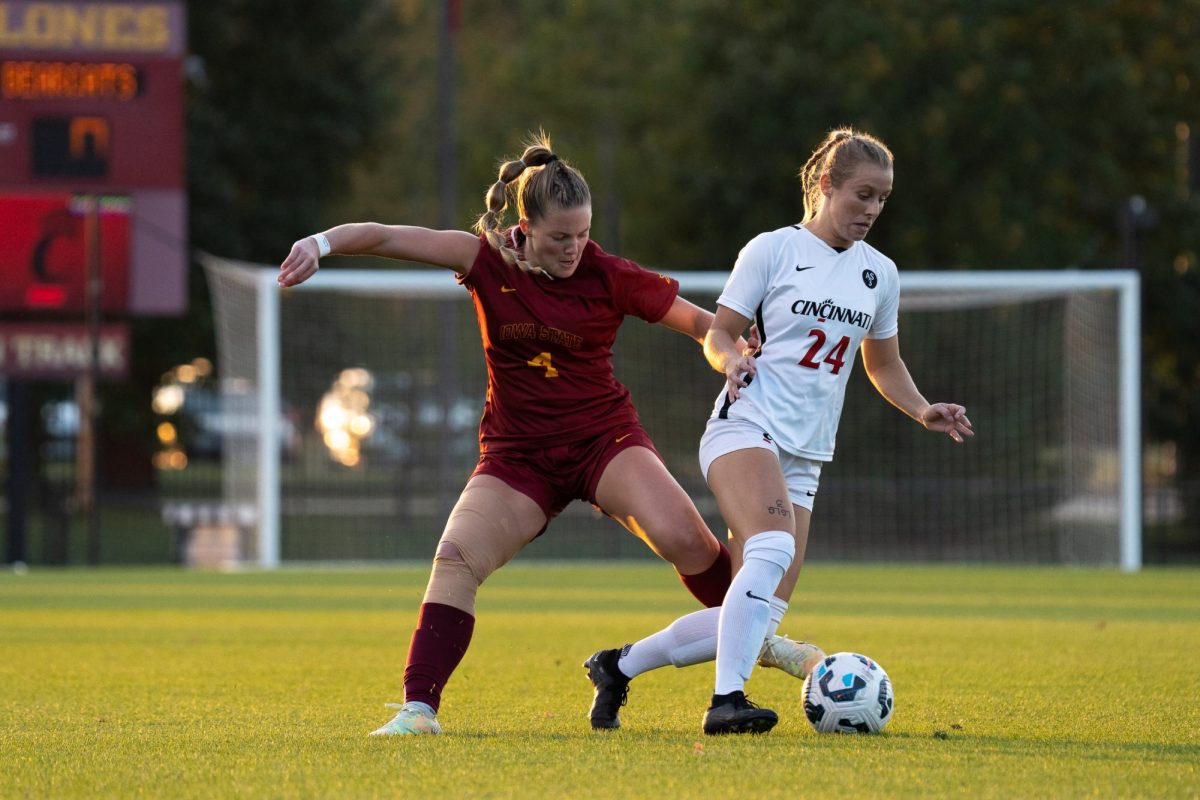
[724,354,756,400]
[277,237,321,287]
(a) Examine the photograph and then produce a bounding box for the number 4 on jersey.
[527,351,559,378]
[798,329,851,374]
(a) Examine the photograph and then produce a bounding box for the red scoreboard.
[0,0,187,315]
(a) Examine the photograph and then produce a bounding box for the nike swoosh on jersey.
[615,433,631,443]
[500,285,517,293]
[795,265,816,272]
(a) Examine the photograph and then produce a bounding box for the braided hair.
[473,132,591,276]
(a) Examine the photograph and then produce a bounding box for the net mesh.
[203,257,1124,565]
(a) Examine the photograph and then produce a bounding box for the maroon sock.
[679,542,732,607]
[402,602,475,713]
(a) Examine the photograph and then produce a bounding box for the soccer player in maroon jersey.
[277,133,738,736]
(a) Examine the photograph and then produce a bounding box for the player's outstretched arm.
[278,223,479,288]
[657,296,712,344]
[658,297,759,355]
[861,335,974,443]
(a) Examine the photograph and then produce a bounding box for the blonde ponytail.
[473,132,591,276]
[798,128,893,222]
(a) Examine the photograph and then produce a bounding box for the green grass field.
[2,563,1198,799]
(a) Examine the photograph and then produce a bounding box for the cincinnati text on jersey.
[789,298,874,330]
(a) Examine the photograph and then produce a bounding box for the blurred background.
[1,0,1197,567]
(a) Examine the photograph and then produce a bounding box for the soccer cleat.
[758,635,826,680]
[583,647,631,730]
[702,691,779,735]
[368,701,441,736]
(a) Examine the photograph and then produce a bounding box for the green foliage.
[16,3,1197,558]
[187,0,400,262]
[333,0,1200,544]
[83,2,1195,531]
[95,0,402,488]
[151,0,400,364]
[1,564,1198,798]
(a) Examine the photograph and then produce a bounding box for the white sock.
[765,596,789,639]
[618,594,791,679]
[714,530,794,696]
[617,589,792,679]
[617,607,721,678]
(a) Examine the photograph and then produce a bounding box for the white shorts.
[698,416,824,510]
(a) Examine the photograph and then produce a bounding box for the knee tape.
[423,541,481,614]
[742,530,795,573]
[422,484,533,613]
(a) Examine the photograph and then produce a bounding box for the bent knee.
[435,541,478,576]
[424,540,489,613]
[644,519,720,563]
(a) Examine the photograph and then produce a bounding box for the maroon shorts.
[471,424,661,522]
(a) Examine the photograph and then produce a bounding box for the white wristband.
[312,233,332,258]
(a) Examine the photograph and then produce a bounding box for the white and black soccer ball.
[801,651,894,734]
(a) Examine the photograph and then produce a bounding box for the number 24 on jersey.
[798,329,851,374]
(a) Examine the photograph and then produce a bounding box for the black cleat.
[702,691,779,735]
[583,647,631,730]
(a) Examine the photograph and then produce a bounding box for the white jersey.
[710,224,900,461]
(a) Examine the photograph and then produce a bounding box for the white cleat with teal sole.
[758,635,826,680]
[369,701,441,736]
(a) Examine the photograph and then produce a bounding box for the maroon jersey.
[458,230,679,452]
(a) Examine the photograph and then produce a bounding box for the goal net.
[201,255,1140,569]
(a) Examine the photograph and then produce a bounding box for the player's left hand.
[921,403,974,443]
[744,324,761,355]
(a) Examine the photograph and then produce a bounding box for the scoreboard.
[0,0,187,315]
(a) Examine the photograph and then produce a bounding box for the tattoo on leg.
[766,499,791,518]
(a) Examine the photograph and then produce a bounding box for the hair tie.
[545,154,559,164]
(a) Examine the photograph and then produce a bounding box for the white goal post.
[201,255,1141,571]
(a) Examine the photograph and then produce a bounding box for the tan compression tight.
[421,480,540,615]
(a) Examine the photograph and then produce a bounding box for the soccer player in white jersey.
[584,127,974,735]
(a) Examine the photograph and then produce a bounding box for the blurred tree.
[187,0,400,260]
[652,1,1200,558]
[329,0,1198,556]
[102,0,400,487]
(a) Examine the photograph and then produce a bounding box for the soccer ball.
[801,652,894,734]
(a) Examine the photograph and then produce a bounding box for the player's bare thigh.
[705,447,796,546]
[593,445,718,574]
